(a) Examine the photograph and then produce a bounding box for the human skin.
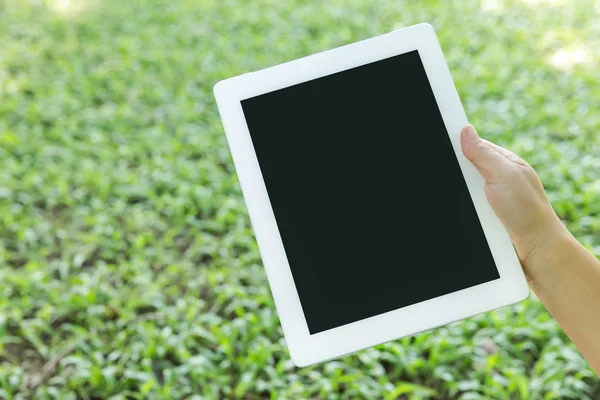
[461,124,600,375]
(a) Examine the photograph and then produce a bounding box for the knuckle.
[475,142,490,153]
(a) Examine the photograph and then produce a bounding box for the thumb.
[460,125,510,183]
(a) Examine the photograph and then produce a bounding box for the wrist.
[515,217,575,284]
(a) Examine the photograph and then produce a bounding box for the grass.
[0,0,599,398]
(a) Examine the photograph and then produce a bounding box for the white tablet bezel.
[213,23,529,367]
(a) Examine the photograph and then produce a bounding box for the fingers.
[460,125,513,183]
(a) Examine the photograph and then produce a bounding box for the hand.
[461,125,600,375]
[460,124,568,281]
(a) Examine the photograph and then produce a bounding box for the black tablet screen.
[240,50,500,334]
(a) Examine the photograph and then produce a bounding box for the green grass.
[0,0,599,398]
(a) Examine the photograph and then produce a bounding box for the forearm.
[526,227,600,375]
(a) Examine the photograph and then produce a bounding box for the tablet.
[213,23,529,367]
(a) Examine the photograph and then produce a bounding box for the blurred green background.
[1,0,599,399]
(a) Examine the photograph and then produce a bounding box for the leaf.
[384,382,438,400]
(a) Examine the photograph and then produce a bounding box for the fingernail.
[465,125,479,140]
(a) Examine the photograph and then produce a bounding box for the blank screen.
[241,50,500,334]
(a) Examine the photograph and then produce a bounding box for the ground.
[0,0,599,399]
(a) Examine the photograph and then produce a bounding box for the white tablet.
[213,23,529,367]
